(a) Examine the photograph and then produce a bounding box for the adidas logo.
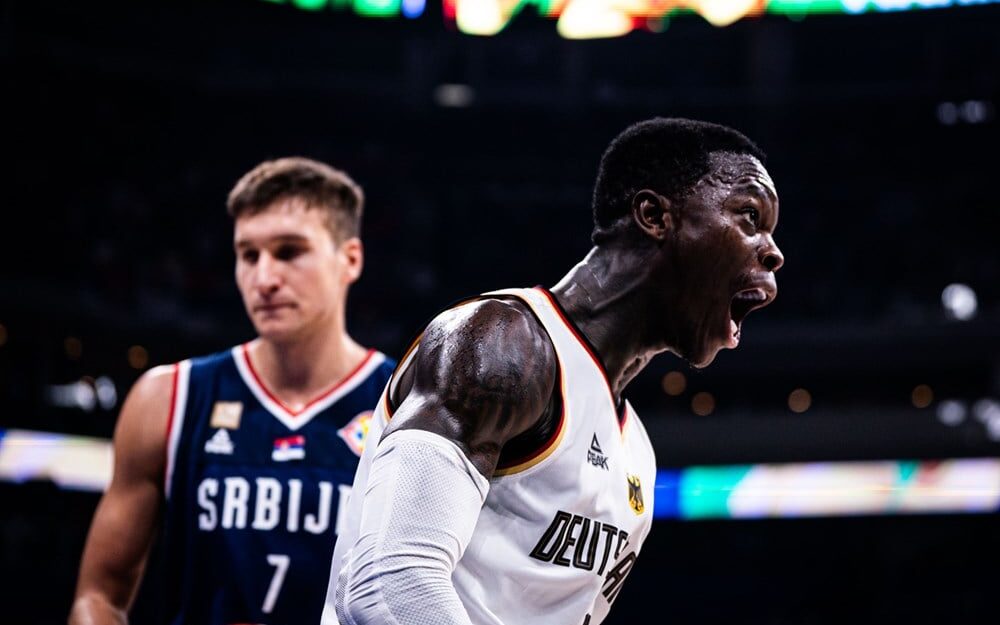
[587,434,609,470]
[204,429,234,455]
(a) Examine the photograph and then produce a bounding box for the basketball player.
[70,158,396,625]
[325,118,784,625]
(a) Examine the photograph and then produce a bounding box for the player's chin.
[683,340,723,370]
[253,318,302,341]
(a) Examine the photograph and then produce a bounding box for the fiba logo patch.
[209,401,242,429]
[627,474,644,515]
[337,410,373,457]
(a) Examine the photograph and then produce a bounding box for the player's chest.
[491,418,654,539]
[182,406,369,537]
[187,399,373,471]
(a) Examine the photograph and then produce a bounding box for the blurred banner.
[0,429,113,492]
[265,0,1000,37]
[654,459,1000,519]
[4,429,998,518]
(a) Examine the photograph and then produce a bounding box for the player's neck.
[248,324,368,409]
[550,245,664,399]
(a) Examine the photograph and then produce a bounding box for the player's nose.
[760,235,784,273]
[254,253,283,291]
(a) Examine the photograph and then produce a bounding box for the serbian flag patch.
[272,435,306,462]
[337,411,373,457]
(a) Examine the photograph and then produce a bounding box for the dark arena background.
[3,1,1000,624]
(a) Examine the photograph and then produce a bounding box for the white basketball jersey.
[324,287,657,625]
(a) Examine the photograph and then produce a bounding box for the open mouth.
[727,288,770,346]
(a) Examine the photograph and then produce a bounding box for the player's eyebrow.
[234,233,310,249]
[733,176,777,202]
[734,184,773,204]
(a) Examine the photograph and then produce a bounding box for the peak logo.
[587,434,609,470]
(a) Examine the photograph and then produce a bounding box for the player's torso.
[163,345,392,625]
[365,288,657,625]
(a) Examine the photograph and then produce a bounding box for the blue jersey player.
[71,157,395,625]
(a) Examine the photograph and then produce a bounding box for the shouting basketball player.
[70,158,395,625]
[325,118,784,625]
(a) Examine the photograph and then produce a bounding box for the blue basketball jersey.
[158,343,395,625]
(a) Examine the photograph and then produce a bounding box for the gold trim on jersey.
[382,290,570,478]
[492,368,568,477]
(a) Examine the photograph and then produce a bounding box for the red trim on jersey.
[534,287,628,431]
[240,344,376,417]
[163,363,180,487]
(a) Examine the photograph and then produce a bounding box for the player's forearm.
[336,429,489,625]
[68,593,128,625]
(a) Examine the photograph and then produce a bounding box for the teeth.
[735,289,766,302]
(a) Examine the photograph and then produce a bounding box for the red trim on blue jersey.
[164,362,180,488]
[241,345,376,417]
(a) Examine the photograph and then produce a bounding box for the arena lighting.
[938,100,996,125]
[936,399,966,426]
[65,336,83,360]
[959,100,994,124]
[127,345,149,369]
[787,388,812,413]
[661,371,687,396]
[433,83,476,107]
[267,0,1000,38]
[402,0,427,17]
[264,0,421,17]
[691,391,715,416]
[655,457,1000,519]
[4,429,998,519]
[973,399,1000,424]
[937,102,960,125]
[45,376,118,412]
[911,384,933,408]
[941,283,977,321]
[0,429,113,491]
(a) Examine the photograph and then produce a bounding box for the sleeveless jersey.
[325,287,657,625]
[159,343,394,625]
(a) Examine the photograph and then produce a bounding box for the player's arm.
[337,298,556,625]
[68,366,175,625]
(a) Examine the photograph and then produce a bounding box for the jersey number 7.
[263,554,290,614]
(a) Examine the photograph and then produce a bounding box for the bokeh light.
[788,388,812,413]
[128,345,149,370]
[65,337,83,360]
[692,392,715,416]
[662,371,687,396]
[911,385,933,409]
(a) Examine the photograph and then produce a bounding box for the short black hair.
[227,157,364,242]
[591,118,765,244]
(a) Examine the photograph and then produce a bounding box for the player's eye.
[241,249,259,263]
[274,245,303,261]
[740,206,760,228]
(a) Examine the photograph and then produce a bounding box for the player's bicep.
[73,366,174,614]
[384,299,556,478]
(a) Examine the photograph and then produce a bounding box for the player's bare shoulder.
[112,364,178,479]
[385,297,558,477]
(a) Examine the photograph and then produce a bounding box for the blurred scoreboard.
[264,0,1000,37]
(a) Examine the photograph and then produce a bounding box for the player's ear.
[630,189,673,242]
[338,237,364,284]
